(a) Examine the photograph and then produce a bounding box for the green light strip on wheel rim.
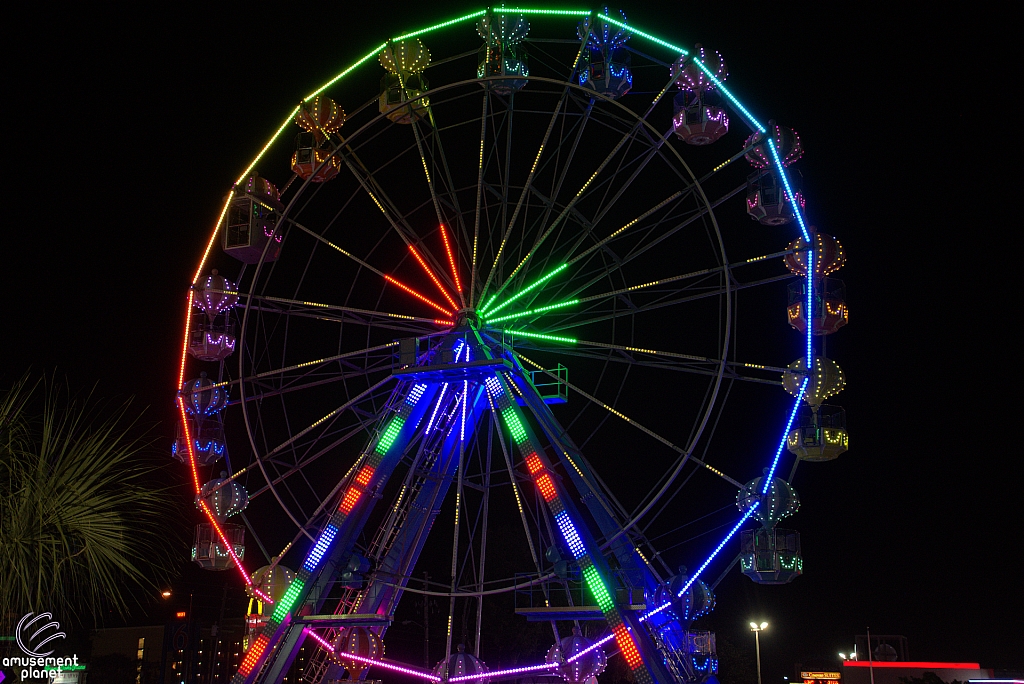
[228,7,711,201]
[393,10,487,41]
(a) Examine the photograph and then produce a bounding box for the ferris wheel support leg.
[509,369,664,593]
[354,383,490,618]
[233,381,441,684]
[485,373,669,684]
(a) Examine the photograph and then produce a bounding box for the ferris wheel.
[173,8,851,684]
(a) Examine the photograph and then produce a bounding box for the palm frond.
[0,373,182,631]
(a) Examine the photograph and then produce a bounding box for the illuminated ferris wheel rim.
[173,7,835,683]
[178,1,814,574]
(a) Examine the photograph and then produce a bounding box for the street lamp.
[750,622,768,684]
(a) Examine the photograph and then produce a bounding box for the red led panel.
[525,453,543,474]
[613,624,643,669]
[536,474,557,502]
[355,465,375,487]
[240,634,269,675]
[339,486,362,514]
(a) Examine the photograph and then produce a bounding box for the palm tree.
[1,373,180,633]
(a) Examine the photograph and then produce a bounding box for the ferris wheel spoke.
[258,375,396,461]
[478,90,570,305]
[575,271,795,329]
[485,66,682,309]
[419,112,474,271]
[331,135,421,247]
[477,30,592,307]
[247,417,379,504]
[471,93,488,302]
[516,350,745,490]
[495,187,692,317]
[409,119,467,308]
[505,342,785,387]
[487,175,748,321]
[481,95,595,312]
[494,243,793,332]
[243,293,441,325]
[284,218,455,318]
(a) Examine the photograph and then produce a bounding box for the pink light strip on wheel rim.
[303,629,440,681]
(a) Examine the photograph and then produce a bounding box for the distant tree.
[0,374,180,632]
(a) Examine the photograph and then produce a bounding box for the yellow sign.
[801,673,841,680]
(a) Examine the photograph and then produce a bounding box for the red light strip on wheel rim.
[439,224,462,294]
[408,245,458,310]
[384,274,452,316]
[177,398,271,603]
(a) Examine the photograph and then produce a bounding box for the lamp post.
[750,621,768,684]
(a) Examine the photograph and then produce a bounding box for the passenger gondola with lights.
[672,45,729,144]
[744,122,804,225]
[577,10,633,99]
[379,40,431,124]
[477,12,529,94]
[737,473,803,584]
[223,173,284,263]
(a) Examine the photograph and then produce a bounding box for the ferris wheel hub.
[454,308,479,330]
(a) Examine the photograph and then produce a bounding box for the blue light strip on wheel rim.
[761,381,808,492]
[766,139,814,370]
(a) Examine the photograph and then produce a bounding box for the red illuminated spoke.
[439,224,462,295]
[384,274,453,317]
[287,216,454,318]
[408,245,458,311]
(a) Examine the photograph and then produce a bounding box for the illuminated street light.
[750,621,769,684]
[161,590,172,598]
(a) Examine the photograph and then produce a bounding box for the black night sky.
[6,1,1017,682]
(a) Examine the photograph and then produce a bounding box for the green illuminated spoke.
[481,263,568,316]
[486,72,683,309]
[496,329,577,344]
[544,272,795,334]
[482,298,579,325]
[528,180,752,310]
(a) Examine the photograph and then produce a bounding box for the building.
[841,660,994,684]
